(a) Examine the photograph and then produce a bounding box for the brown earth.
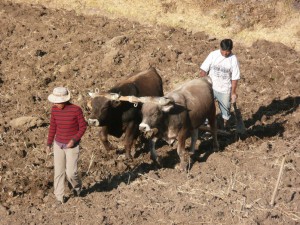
[0,1,299,224]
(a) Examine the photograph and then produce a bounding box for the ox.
[87,67,163,159]
[129,77,219,170]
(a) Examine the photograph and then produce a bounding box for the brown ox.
[87,67,163,159]
[136,77,219,170]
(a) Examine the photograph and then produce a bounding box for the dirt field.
[0,1,299,224]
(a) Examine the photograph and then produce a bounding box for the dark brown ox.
[138,77,219,170]
[87,67,163,159]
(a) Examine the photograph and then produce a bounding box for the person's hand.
[199,70,207,77]
[46,146,53,156]
[67,139,75,148]
[231,93,238,103]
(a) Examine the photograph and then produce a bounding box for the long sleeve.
[47,108,57,146]
[72,107,87,143]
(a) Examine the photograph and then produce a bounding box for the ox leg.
[124,122,138,159]
[149,137,162,166]
[149,138,157,161]
[99,127,114,151]
[189,129,198,155]
[176,130,188,171]
[208,114,219,152]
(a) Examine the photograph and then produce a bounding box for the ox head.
[87,90,124,127]
[136,97,175,137]
[134,96,186,141]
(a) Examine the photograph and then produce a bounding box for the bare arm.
[231,80,238,103]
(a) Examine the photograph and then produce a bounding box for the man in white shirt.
[200,39,240,129]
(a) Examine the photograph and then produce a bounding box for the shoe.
[203,131,211,137]
[57,200,63,205]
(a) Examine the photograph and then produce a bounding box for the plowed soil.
[0,1,299,224]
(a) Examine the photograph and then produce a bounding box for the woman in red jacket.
[46,87,87,205]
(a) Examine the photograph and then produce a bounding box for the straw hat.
[48,87,71,103]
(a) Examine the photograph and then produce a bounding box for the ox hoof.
[188,151,195,157]
[213,145,220,152]
[175,162,187,172]
[104,143,116,151]
[108,144,117,151]
[125,154,133,161]
[152,156,162,168]
[153,161,162,169]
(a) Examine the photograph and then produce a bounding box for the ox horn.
[155,97,173,106]
[87,100,92,109]
[88,92,97,98]
[88,88,100,98]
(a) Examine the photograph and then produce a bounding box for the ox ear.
[161,102,174,112]
[111,100,121,108]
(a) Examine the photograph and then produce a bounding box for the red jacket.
[47,103,87,146]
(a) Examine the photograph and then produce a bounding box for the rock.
[9,116,44,130]
[254,120,262,126]
[58,64,69,74]
[43,195,50,203]
[0,203,7,214]
[17,149,27,158]
[95,175,102,182]
[105,35,128,48]
[116,161,127,171]
[261,114,269,125]
[36,190,45,199]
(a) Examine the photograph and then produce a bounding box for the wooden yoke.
[88,90,173,106]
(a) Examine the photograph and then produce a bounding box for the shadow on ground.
[191,96,299,165]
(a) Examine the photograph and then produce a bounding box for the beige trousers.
[53,142,81,202]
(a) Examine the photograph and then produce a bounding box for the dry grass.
[9,0,300,51]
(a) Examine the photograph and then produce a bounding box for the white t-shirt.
[200,49,240,93]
